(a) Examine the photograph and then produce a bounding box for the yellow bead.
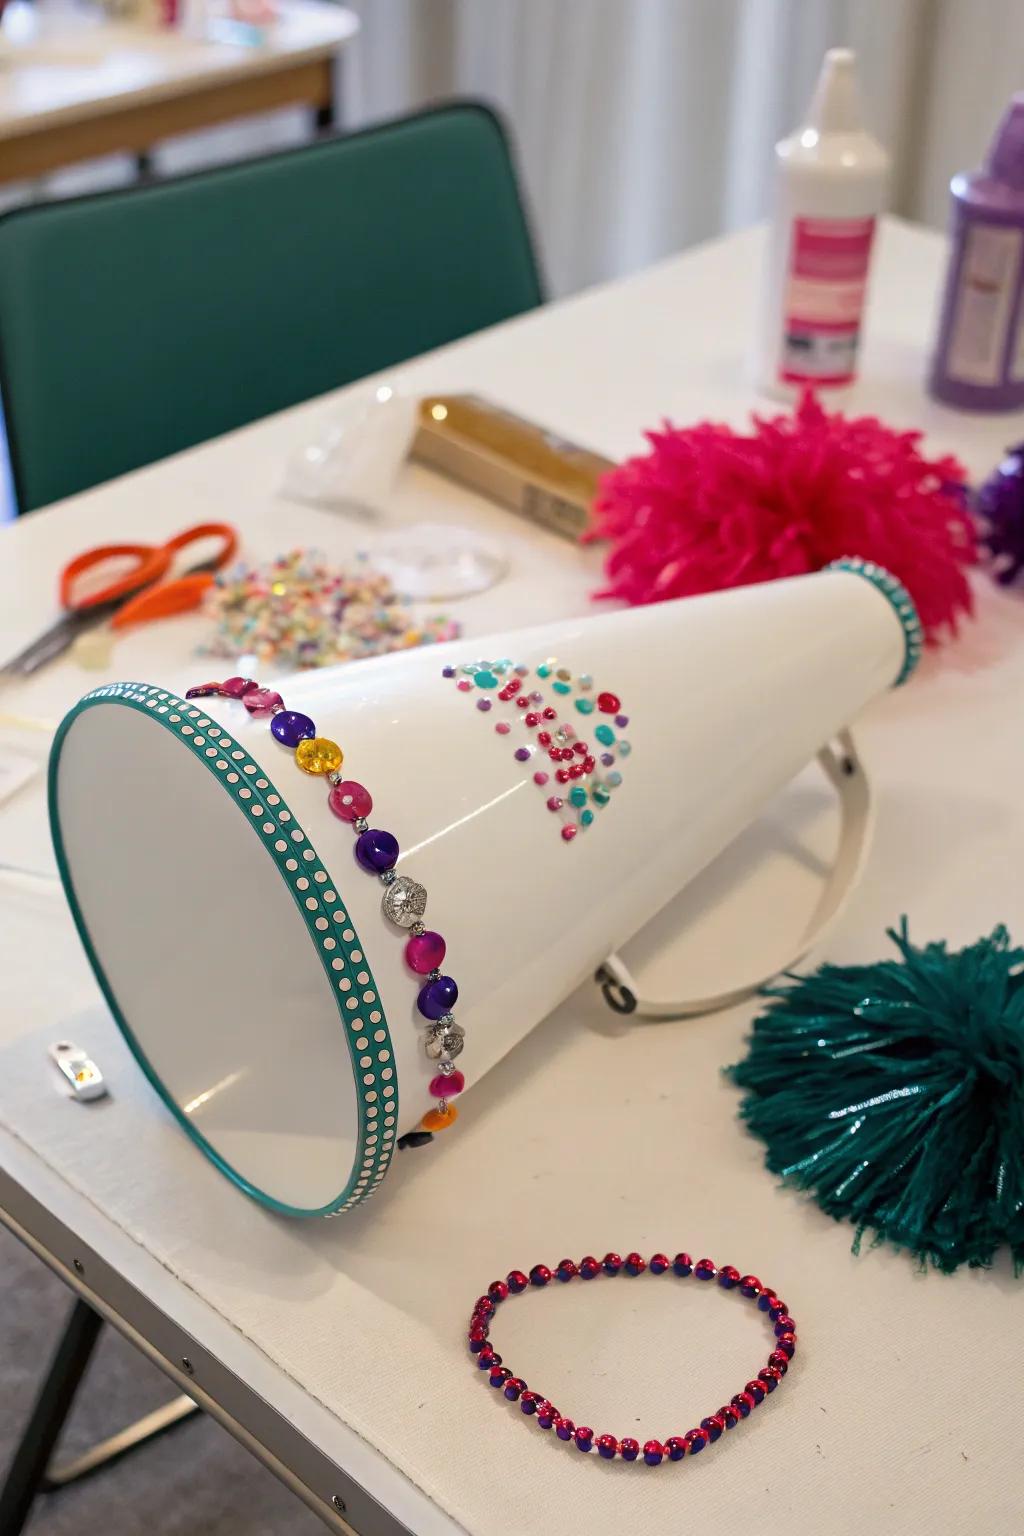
[421,1103,458,1132]
[294,737,343,775]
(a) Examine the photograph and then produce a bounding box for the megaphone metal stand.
[595,730,872,1019]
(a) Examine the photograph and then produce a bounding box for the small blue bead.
[418,975,459,1020]
[597,1441,616,1460]
[270,710,316,748]
[624,1261,643,1276]
[673,1258,692,1277]
[643,1449,663,1466]
[757,1293,774,1311]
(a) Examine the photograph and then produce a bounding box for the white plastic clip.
[48,1041,108,1101]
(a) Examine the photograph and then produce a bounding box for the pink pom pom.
[586,391,976,643]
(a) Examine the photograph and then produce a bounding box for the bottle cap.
[986,95,1024,190]
[804,48,865,135]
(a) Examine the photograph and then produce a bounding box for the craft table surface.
[1,219,1023,1536]
[0,0,356,138]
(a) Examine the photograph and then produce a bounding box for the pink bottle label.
[780,215,876,385]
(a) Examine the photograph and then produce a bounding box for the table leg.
[0,1297,102,1535]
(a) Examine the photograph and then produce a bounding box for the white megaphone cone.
[49,558,920,1216]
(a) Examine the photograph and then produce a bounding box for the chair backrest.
[0,102,542,513]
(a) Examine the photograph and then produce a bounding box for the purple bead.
[615,714,629,727]
[514,747,530,762]
[600,752,614,767]
[271,710,316,748]
[355,828,399,873]
[442,666,456,678]
[418,975,458,1020]
[476,698,492,712]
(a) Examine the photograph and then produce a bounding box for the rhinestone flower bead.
[382,876,427,928]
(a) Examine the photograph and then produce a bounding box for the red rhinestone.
[488,1280,509,1303]
[468,1327,486,1344]
[569,764,584,779]
[507,677,522,694]
[597,691,620,713]
[542,707,557,720]
[516,696,529,708]
[573,742,588,756]
[548,748,561,761]
[583,756,596,773]
[624,1251,646,1274]
[556,769,571,784]
[525,713,540,727]
[561,825,578,842]
[538,731,552,746]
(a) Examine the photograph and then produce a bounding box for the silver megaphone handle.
[594,730,872,1020]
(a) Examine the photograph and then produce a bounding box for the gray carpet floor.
[0,1224,325,1534]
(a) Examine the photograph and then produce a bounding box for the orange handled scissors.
[2,522,238,679]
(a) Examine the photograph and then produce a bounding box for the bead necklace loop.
[469,1253,797,1464]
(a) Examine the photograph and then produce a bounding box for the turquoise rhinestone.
[461,663,481,675]
[595,724,615,746]
[553,681,571,695]
[607,771,622,787]
[617,740,631,756]
[569,786,587,807]
[575,697,595,714]
[474,671,498,689]
[580,809,595,827]
[592,783,611,806]
[537,664,552,678]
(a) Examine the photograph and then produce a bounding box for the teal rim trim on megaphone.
[827,558,924,686]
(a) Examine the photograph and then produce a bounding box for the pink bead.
[406,930,446,974]
[534,771,549,785]
[328,780,372,822]
[561,825,577,842]
[430,1070,465,1097]
[221,676,257,698]
[457,680,473,692]
[495,722,510,735]
[546,796,563,811]
[525,713,540,727]
[243,688,283,715]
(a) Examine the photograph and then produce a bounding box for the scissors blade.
[0,604,114,679]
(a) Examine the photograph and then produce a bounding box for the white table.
[2,219,1023,1536]
[0,0,358,183]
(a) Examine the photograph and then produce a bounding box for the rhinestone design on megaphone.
[443,657,630,841]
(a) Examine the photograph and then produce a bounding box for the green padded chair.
[0,102,543,513]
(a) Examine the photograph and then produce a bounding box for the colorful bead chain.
[468,1254,797,1464]
[186,675,465,1143]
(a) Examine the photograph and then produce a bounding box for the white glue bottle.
[754,48,889,398]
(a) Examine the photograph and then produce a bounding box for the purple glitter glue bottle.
[930,96,1024,411]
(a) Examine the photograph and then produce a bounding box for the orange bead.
[421,1103,458,1132]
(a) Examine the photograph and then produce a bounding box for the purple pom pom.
[976,444,1024,585]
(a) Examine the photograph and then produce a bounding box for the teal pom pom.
[729,920,1024,1274]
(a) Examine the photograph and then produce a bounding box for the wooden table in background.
[0,0,358,183]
